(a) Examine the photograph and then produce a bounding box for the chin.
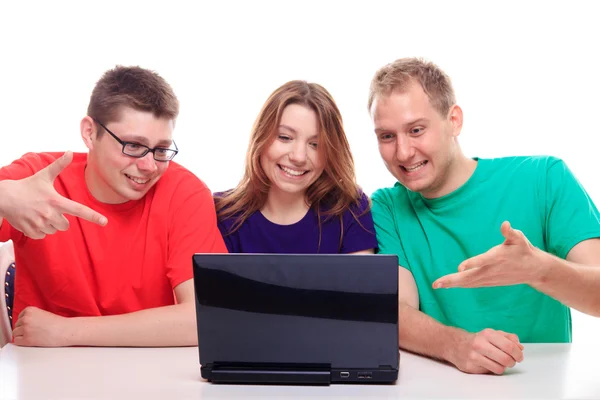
[273,183,308,196]
[112,188,146,202]
[129,189,152,200]
[395,178,425,193]
[280,187,307,196]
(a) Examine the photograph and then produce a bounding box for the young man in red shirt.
[0,66,227,347]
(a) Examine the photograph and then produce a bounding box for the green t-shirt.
[371,156,600,343]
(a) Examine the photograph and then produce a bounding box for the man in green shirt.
[369,57,600,375]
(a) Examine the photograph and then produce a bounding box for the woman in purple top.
[215,80,377,254]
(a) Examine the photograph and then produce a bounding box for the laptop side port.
[357,372,372,379]
[340,371,350,378]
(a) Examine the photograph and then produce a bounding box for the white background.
[1,1,599,346]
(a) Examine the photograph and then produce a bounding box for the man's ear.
[448,104,463,138]
[80,116,96,150]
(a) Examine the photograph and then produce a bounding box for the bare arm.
[398,267,459,359]
[0,180,7,230]
[14,279,197,347]
[398,268,523,374]
[69,279,196,346]
[531,239,600,317]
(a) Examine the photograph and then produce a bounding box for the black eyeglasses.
[92,118,179,162]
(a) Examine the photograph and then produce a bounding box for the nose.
[136,152,158,172]
[289,142,307,164]
[395,135,415,162]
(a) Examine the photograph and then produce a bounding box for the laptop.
[193,253,399,384]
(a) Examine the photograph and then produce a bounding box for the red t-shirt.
[0,152,227,328]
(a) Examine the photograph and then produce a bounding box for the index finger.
[458,251,493,272]
[59,197,108,226]
[498,330,525,350]
[433,268,482,289]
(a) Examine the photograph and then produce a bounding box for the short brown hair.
[368,57,456,117]
[87,66,179,135]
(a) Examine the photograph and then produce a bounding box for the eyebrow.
[123,135,173,147]
[406,118,429,126]
[279,124,297,134]
[374,118,430,133]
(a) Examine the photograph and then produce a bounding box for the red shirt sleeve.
[166,184,228,289]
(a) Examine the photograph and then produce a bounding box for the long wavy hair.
[216,80,366,244]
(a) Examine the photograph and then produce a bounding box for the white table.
[0,343,598,399]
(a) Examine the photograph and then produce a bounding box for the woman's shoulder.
[213,189,235,201]
[317,189,371,223]
[213,189,239,227]
[214,189,265,234]
[345,190,371,215]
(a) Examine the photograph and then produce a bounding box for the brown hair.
[216,80,365,240]
[368,57,456,117]
[87,65,179,136]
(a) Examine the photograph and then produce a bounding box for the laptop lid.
[193,253,399,384]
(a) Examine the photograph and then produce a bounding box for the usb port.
[357,372,372,379]
[340,371,350,378]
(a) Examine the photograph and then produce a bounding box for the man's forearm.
[0,179,11,228]
[1,184,5,228]
[399,303,467,364]
[533,251,600,317]
[65,302,197,347]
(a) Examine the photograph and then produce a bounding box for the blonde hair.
[368,57,456,116]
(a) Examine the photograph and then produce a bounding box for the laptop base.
[202,364,398,385]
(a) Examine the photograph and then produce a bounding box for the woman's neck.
[260,188,309,225]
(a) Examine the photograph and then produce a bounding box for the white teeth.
[404,161,426,172]
[126,174,150,184]
[280,165,306,176]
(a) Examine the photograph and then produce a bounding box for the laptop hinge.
[209,363,331,384]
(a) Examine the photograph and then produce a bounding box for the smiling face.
[81,107,175,204]
[259,103,325,201]
[371,80,463,198]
